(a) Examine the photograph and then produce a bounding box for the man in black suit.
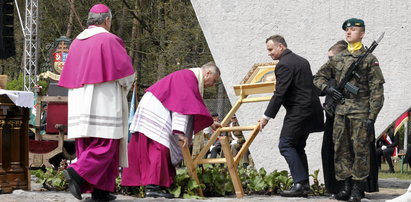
[259,35,324,197]
[376,125,398,173]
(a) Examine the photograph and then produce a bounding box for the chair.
[397,153,408,173]
[28,86,75,168]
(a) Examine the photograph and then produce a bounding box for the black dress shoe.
[63,167,85,200]
[280,182,308,197]
[92,188,117,201]
[145,190,174,198]
[88,194,116,202]
[302,181,311,195]
[105,193,116,201]
[145,185,174,199]
[388,167,395,173]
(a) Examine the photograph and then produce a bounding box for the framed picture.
[233,61,277,96]
[241,62,277,84]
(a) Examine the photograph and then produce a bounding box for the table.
[0,90,33,193]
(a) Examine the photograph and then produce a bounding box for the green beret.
[342,18,365,30]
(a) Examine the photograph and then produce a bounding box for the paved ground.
[0,178,409,201]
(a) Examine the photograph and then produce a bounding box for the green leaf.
[200,172,212,184]
[278,175,293,191]
[35,171,44,178]
[187,180,200,191]
[202,164,213,170]
[168,186,181,198]
[46,178,53,183]
[176,168,188,176]
[252,176,266,191]
[279,170,289,176]
[183,193,204,199]
[264,174,276,188]
[223,181,234,193]
[258,167,267,177]
[51,178,62,187]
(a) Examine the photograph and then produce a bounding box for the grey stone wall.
[191,0,411,181]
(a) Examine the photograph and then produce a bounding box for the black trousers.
[321,115,343,194]
[376,147,395,168]
[279,133,309,183]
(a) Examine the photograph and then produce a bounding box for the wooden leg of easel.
[220,137,244,198]
[180,142,203,197]
[234,124,259,165]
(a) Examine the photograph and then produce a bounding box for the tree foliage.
[3,0,215,98]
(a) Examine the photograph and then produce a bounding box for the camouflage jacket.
[313,47,385,120]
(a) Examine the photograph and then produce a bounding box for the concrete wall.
[191,0,411,180]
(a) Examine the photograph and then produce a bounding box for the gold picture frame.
[233,61,277,96]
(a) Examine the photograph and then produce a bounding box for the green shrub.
[6,73,24,91]
[31,168,68,191]
[34,165,326,198]
[5,73,49,92]
[310,169,326,196]
[120,166,325,198]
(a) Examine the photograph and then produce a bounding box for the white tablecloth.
[0,89,34,108]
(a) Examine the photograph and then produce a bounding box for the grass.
[378,160,411,180]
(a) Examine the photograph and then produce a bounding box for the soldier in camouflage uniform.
[314,18,385,202]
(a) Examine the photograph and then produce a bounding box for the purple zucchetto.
[89,4,110,13]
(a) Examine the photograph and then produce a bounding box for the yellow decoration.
[39,71,61,81]
[348,41,362,53]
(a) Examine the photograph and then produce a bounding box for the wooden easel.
[180,62,277,198]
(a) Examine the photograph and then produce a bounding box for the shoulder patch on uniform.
[372,61,379,66]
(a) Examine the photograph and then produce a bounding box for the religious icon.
[233,61,277,96]
[242,62,277,84]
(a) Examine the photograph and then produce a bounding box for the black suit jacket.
[264,49,324,137]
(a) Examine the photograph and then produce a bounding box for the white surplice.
[67,74,134,167]
[129,92,193,165]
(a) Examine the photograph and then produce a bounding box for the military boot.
[348,180,363,202]
[335,177,351,201]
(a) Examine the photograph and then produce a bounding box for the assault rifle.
[323,32,385,116]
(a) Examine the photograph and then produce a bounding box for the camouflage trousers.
[333,113,370,181]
